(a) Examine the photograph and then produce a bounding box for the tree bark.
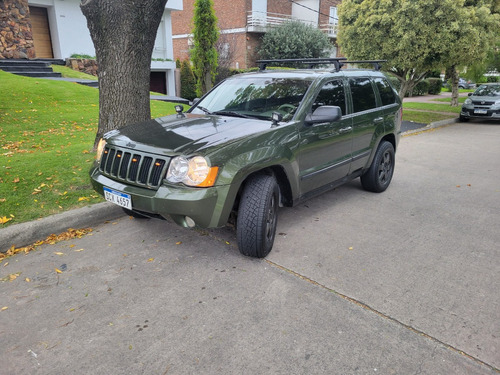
[80,0,168,148]
[448,65,460,107]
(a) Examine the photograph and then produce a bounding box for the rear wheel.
[237,174,279,258]
[361,141,395,193]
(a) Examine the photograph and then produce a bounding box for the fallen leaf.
[176,241,182,245]
[0,216,12,225]
[74,248,84,252]
[147,258,154,262]
[55,268,63,274]
[54,252,64,256]
[13,177,20,183]
[25,278,31,282]
[3,262,8,267]
[1,307,8,311]
[348,247,354,250]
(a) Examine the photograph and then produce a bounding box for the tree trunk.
[80,0,168,148]
[398,80,413,101]
[449,65,460,107]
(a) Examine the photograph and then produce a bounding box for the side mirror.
[192,98,200,106]
[468,93,472,96]
[305,106,342,125]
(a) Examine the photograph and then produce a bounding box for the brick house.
[172,0,342,69]
[0,0,183,95]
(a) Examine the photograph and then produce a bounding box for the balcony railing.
[247,11,338,38]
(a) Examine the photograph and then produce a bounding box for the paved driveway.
[1,122,499,374]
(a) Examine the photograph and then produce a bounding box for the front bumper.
[90,167,235,228]
[460,107,500,120]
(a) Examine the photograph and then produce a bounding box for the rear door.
[348,77,386,173]
[298,78,353,195]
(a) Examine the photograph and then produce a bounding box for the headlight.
[464,98,472,105]
[95,138,107,163]
[166,156,219,187]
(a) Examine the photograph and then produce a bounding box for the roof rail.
[256,58,386,72]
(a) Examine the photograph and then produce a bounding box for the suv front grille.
[472,100,495,107]
[99,146,169,189]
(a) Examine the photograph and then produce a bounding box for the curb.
[403,117,459,136]
[0,202,124,253]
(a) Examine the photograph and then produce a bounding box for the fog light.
[185,216,195,228]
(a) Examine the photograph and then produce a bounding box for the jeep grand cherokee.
[90,58,402,258]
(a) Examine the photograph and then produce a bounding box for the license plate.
[474,109,487,114]
[103,187,132,209]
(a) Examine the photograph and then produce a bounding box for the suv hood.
[106,113,275,155]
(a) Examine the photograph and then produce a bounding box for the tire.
[122,208,150,219]
[236,174,279,258]
[360,141,395,193]
[459,114,469,122]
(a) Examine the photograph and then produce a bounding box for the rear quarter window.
[374,77,398,106]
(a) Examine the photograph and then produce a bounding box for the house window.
[329,6,338,25]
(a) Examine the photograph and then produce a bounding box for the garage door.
[29,6,53,58]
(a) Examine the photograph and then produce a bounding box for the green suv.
[90,58,402,258]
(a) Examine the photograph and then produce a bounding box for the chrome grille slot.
[98,146,169,189]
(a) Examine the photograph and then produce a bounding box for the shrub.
[180,60,197,101]
[486,76,499,83]
[258,21,332,66]
[426,78,442,95]
[411,80,430,96]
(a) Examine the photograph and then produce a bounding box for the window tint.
[374,78,397,106]
[349,78,377,113]
[312,80,346,115]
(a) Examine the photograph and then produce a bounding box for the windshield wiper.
[212,111,253,119]
[196,106,213,115]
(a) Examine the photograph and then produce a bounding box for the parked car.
[458,78,476,89]
[90,58,402,258]
[460,83,500,122]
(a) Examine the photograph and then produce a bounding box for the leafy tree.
[180,60,197,101]
[258,21,332,67]
[338,0,499,102]
[191,0,219,97]
[80,0,168,148]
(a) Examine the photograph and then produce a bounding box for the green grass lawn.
[402,110,455,124]
[403,102,462,114]
[0,70,178,228]
[51,64,98,80]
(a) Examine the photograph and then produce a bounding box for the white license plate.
[474,109,488,114]
[103,187,132,210]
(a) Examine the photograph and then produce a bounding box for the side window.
[311,80,346,115]
[349,78,377,113]
[374,77,397,106]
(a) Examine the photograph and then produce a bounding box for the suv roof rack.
[256,58,386,72]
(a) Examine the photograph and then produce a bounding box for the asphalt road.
[1,122,499,374]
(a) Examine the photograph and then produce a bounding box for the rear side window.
[311,80,347,115]
[374,77,397,106]
[349,78,377,113]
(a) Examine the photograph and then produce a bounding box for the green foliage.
[258,21,332,66]
[180,60,197,101]
[426,78,443,95]
[412,80,430,96]
[70,53,96,59]
[338,0,500,99]
[191,0,219,96]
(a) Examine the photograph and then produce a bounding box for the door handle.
[374,117,384,124]
[338,126,352,134]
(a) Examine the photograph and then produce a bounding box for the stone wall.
[0,0,35,59]
[66,58,98,76]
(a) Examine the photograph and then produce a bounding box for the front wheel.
[361,141,395,193]
[237,174,279,258]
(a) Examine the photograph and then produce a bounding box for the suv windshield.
[473,84,500,97]
[190,77,312,121]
